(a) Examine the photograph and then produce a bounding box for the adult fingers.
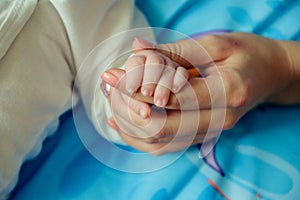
[144,130,220,144]
[102,68,152,117]
[109,87,150,138]
[117,128,219,155]
[109,87,167,139]
[117,129,193,155]
[101,68,127,91]
[120,92,150,118]
[132,73,226,111]
[111,98,228,140]
[155,108,226,139]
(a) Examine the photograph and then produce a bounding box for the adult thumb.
[133,37,214,69]
[101,68,127,96]
[101,68,125,88]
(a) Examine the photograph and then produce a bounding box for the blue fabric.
[136,0,300,42]
[11,0,300,199]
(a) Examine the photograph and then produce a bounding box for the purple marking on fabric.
[198,137,225,177]
[191,30,228,176]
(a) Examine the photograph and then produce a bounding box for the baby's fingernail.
[156,99,161,107]
[139,109,148,118]
[142,89,149,96]
[172,86,178,93]
[101,81,111,97]
[101,72,110,79]
[126,86,134,94]
[155,99,167,107]
[100,71,118,88]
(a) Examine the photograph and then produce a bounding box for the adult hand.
[103,68,208,155]
[131,32,297,109]
[102,32,300,154]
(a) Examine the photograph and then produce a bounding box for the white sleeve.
[0,0,75,198]
[50,0,152,144]
[0,0,37,59]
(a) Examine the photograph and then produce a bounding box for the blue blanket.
[10,1,300,199]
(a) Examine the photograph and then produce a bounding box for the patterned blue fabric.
[136,0,300,41]
[11,1,300,199]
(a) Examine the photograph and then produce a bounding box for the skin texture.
[101,32,300,155]
[124,38,189,108]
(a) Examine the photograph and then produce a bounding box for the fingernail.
[101,81,111,97]
[142,89,149,96]
[156,98,167,107]
[139,109,148,118]
[161,99,167,107]
[127,87,134,94]
[100,71,118,87]
[172,86,178,93]
[155,99,163,107]
[101,72,111,79]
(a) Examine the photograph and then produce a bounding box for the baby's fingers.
[172,66,189,93]
[153,58,188,107]
[121,92,151,119]
[141,52,165,97]
[154,64,176,107]
[125,54,146,93]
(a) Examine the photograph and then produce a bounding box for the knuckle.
[225,70,250,108]
[223,112,238,130]
[230,83,250,108]
[125,55,145,69]
[202,34,240,56]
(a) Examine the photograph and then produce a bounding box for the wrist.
[267,40,300,104]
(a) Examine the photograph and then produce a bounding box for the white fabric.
[0,0,37,59]
[0,0,149,199]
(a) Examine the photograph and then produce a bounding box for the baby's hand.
[125,38,189,107]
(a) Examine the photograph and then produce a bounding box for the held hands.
[101,32,297,155]
[124,38,189,108]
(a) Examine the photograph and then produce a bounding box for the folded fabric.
[4,0,300,199]
[0,0,149,199]
[0,0,37,59]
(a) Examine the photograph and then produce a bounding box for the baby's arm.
[125,38,189,108]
